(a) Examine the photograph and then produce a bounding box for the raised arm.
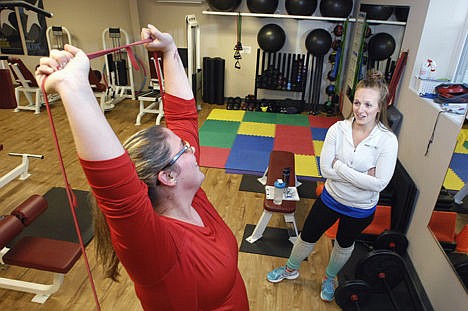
[142,25,200,156]
[35,46,125,161]
[142,24,192,99]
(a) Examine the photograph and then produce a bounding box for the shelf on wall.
[202,10,406,26]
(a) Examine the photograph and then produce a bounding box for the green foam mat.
[199,120,240,148]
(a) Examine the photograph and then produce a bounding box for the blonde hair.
[350,70,390,129]
[93,125,172,281]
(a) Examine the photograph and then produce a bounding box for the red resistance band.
[40,38,161,311]
[387,51,408,106]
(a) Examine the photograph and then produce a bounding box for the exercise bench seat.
[3,236,81,274]
[0,195,82,303]
[246,150,299,244]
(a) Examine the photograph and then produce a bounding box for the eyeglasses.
[161,141,192,170]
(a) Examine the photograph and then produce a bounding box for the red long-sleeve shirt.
[80,94,249,310]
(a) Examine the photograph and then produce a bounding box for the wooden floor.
[0,98,340,311]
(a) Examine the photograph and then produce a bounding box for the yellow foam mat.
[454,129,468,154]
[237,122,276,137]
[443,168,465,191]
[206,109,245,122]
[295,154,321,178]
[313,140,324,156]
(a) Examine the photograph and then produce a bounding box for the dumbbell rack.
[254,49,309,102]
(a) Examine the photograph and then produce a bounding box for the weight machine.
[45,26,108,110]
[102,27,136,109]
[45,25,71,50]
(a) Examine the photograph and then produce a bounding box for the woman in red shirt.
[35,24,249,311]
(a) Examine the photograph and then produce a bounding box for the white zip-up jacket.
[320,118,398,209]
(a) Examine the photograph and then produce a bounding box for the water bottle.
[282,167,290,187]
[273,179,286,205]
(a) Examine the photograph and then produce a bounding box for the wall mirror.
[427,32,468,289]
[429,116,468,290]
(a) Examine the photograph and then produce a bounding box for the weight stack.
[0,69,17,109]
[203,57,225,105]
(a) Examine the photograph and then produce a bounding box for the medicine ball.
[326,84,336,96]
[285,0,317,16]
[320,0,353,18]
[305,28,332,57]
[247,0,279,14]
[257,24,286,52]
[368,32,396,61]
[206,0,242,12]
[360,4,393,20]
[327,70,336,81]
[333,24,343,36]
[394,6,410,22]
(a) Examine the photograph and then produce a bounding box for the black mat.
[239,224,294,258]
[8,187,94,247]
[239,174,318,199]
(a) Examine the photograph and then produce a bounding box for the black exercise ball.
[360,4,393,20]
[305,28,332,56]
[320,0,353,18]
[368,32,396,61]
[285,0,317,16]
[206,0,242,12]
[257,24,286,52]
[247,0,279,14]
[394,6,410,22]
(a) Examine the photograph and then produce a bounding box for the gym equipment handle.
[8,152,44,159]
[0,1,53,18]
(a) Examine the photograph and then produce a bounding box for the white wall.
[412,0,468,81]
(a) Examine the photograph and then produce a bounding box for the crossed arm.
[320,124,398,192]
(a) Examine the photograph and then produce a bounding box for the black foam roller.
[202,57,210,102]
[214,57,225,105]
[205,57,216,104]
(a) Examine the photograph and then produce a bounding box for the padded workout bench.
[246,150,299,244]
[0,195,81,303]
[135,89,164,125]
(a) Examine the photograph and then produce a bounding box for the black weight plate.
[356,250,406,292]
[374,230,409,255]
[335,280,371,309]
